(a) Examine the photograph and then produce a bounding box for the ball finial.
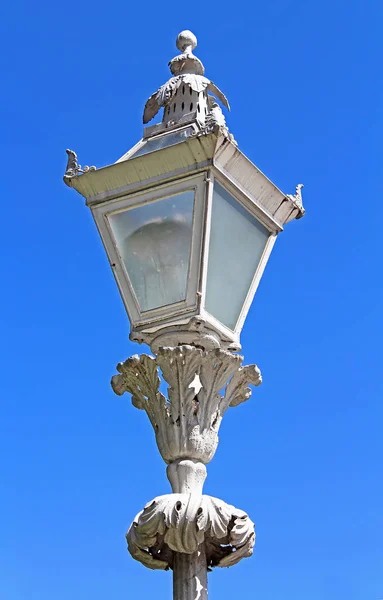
[176,30,197,53]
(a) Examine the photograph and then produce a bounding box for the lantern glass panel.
[129,127,193,159]
[205,183,269,330]
[108,191,194,312]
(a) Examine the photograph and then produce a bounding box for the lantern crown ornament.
[64,30,305,353]
[143,30,230,128]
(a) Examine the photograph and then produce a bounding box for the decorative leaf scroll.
[207,80,230,111]
[111,345,262,464]
[127,493,255,571]
[112,354,159,407]
[157,346,202,426]
[198,349,242,434]
[224,364,262,409]
[111,354,169,433]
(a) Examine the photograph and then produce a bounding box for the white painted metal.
[198,170,214,316]
[234,233,278,335]
[213,168,282,232]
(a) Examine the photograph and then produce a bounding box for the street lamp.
[64,30,304,600]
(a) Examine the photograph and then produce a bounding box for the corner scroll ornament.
[111,345,262,465]
[63,149,96,185]
[199,97,237,145]
[287,183,305,211]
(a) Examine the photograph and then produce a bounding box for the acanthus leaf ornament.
[113,345,259,576]
[206,81,230,111]
[111,345,262,465]
[225,364,263,408]
[112,344,260,576]
[112,353,161,410]
[127,493,255,571]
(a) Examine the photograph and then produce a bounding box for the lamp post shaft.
[173,546,208,600]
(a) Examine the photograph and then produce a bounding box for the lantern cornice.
[65,133,303,227]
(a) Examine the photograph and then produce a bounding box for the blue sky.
[1,1,382,599]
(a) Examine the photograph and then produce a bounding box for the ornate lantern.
[64,30,304,600]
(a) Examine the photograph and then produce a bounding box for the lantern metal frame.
[67,130,303,350]
[89,163,278,350]
[92,172,206,329]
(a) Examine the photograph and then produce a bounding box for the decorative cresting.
[111,345,262,464]
[287,183,305,216]
[111,345,261,574]
[63,149,96,181]
[143,30,230,127]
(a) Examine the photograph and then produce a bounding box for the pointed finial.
[176,30,197,53]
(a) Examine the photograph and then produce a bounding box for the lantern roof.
[63,29,305,224]
[63,29,305,351]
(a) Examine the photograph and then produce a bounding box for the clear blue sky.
[1,1,382,599]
